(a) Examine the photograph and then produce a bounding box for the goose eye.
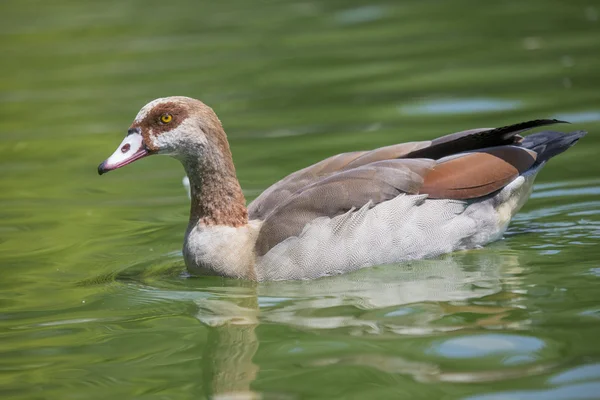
[160,113,173,124]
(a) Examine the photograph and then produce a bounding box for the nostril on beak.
[127,127,141,136]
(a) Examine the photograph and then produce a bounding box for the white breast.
[183,221,262,280]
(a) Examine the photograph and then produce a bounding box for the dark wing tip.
[490,118,569,141]
[549,118,570,124]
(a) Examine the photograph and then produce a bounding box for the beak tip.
[97,162,106,175]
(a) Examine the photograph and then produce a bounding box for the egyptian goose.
[98,97,586,281]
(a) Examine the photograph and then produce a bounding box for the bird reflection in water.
[193,247,529,396]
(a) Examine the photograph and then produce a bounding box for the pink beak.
[98,129,150,175]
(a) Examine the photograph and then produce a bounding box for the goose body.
[98,97,586,281]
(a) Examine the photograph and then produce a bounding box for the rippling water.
[1,0,600,399]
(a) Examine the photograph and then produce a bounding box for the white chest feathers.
[183,221,262,280]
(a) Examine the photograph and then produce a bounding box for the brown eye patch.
[148,103,188,132]
[142,102,189,132]
[128,101,191,151]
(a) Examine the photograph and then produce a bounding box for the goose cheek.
[97,133,150,175]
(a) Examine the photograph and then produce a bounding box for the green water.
[2,0,600,398]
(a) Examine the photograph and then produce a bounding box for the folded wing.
[251,119,566,255]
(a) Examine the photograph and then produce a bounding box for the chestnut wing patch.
[420,146,537,199]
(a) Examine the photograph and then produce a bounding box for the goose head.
[97,96,228,174]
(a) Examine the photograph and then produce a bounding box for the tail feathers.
[521,130,587,163]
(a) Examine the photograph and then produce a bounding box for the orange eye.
[160,114,173,124]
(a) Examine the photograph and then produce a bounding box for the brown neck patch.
[186,117,248,228]
[189,173,249,227]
